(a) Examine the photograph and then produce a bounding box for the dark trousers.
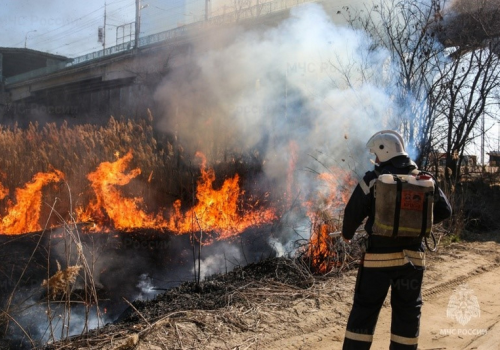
[342,265,424,350]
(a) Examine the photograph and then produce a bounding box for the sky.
[0,0,358,58]
[1,0,136,57]
[0,0,210,57]
[1,0,348,58]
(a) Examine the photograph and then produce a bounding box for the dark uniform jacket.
[341,155,452,253]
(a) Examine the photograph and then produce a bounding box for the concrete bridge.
[0,0,347,124]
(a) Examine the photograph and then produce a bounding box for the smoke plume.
[155,2,394,227]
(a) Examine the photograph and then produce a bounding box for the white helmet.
[366,130,407,163]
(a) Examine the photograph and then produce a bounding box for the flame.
[0,144,353,257]
[0,183,8,201]
[0,170,64,235]
[77,150,167,231]
[308,223,336,274]
[315,172,357,208]
[167,152,276,241]
[304,168,356,274]
[74,151,275,239]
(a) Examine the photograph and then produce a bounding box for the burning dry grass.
[0,113,172,234]
[300,164,358,274]
[0,111,276,236]
[166,152,277,241]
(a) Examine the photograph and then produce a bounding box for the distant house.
[0,47,69,81]
[0,48,70,106]
[488,151,500,166]
[425,152,477,167]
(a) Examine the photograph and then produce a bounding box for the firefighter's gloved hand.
[358,236,369,252]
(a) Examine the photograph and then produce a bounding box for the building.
[425,151,477,167]
[488,151,500,166]
[0,47,69,82]
[0,47,70,106]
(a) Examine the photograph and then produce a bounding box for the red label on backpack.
[401,190,424,211]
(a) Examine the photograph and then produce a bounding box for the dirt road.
[264,239,500,350]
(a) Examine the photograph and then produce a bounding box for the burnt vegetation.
[39,255,358,350]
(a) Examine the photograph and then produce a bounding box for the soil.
[35,231,500,349]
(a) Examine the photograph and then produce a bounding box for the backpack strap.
[360,171,379,195]
[419,192,430,238]
[415,170,439,251]
[392,175,403,238]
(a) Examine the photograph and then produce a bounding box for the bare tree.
[430,0,500,184]
[433,41,500,184]
[342,0,448,165]
[343,0,500,187]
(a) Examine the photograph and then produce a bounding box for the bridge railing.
[5,0,315,86]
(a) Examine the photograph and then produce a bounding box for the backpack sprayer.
[373,172,439,251]
[330,171,439,252]
[373,173,434,238]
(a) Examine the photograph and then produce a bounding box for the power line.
[32,18,105,48]
[34,3,135,47]
[28,7,105,41]
[50,33,103,53]
[15,0,222,56]
[10,1,136,56]
[7,6,104,47]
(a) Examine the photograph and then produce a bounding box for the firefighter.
[341,130,452,350]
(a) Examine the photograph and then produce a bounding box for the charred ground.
[38,255,342,350]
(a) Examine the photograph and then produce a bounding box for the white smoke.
[135,273,161,300]
[196,244,243,280]
[37,306,105,341]
[155,2,392,183]
[267,237,295,257]
[154,2,397,254]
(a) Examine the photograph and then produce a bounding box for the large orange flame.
[167,152,276,241]
[304,169,356,274]
[77,150,167,232]
[0,170,64,235]
[73,151,275,239]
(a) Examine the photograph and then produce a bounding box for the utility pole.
[103,2,107,50]
[481,113,485,166]
[135,0,140,49]
[205,0,210,21]
[24,30,37,48]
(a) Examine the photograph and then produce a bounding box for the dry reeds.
[41,261,82,300]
